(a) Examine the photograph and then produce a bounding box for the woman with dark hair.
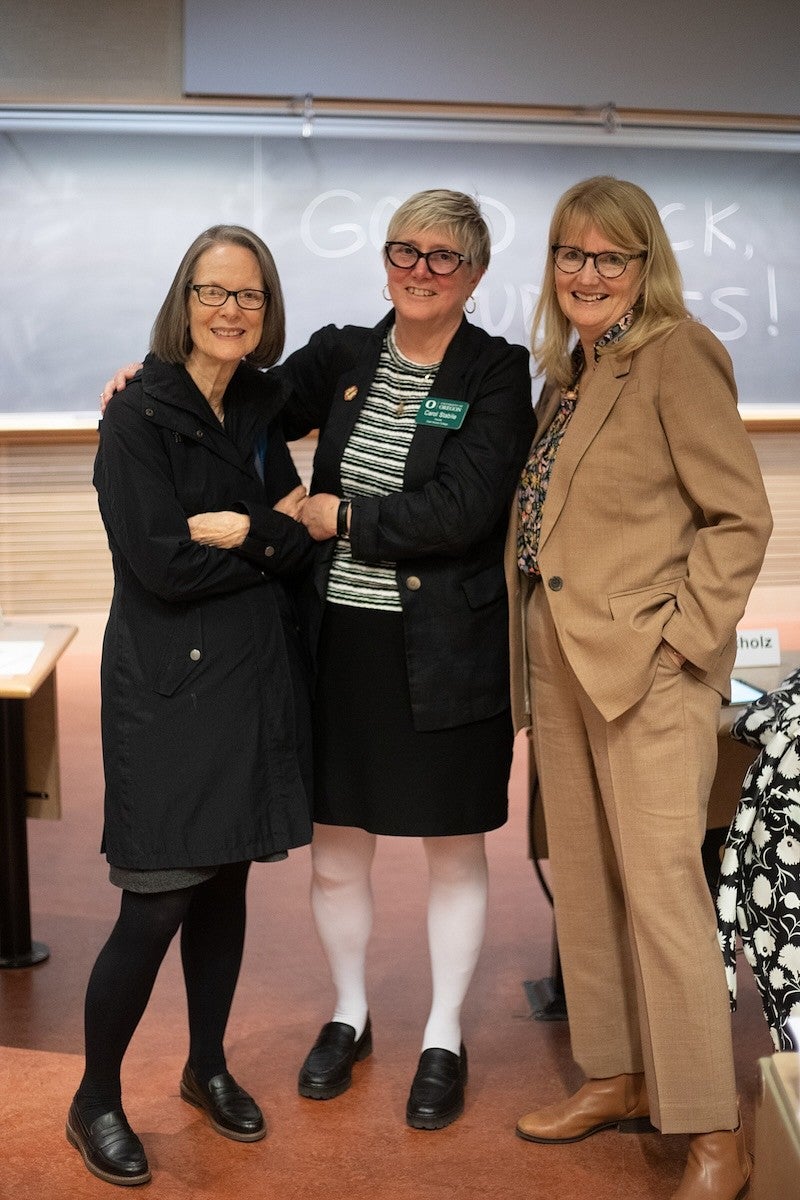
[506,177,772,1200]
[69,226,315,1186]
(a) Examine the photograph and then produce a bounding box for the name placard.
[734,627,781,667]
[416,397,468,430]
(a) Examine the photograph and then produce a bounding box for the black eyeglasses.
[384,242,469,276]
[189,284,269,310]
[552,245,645,280]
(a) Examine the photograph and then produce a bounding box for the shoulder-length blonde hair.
[531,176,689,387]
[385,189,491,270]
[150,225,285,369]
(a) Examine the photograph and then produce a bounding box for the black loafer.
[66,1099,151,1186]
[298,1016,373,1099]
[406,1044,468,1130]
[180,1064,266,1142]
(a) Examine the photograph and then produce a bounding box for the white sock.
[421,834,488,1055]
[309,823,375,1039]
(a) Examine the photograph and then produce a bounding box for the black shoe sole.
[298,1076,354,1101]
[406,1100,465,1130]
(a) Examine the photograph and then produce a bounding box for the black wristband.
[336,498,351,538]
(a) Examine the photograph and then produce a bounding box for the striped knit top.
[327,328,441,611]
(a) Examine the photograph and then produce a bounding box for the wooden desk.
[0,621,76,967]
[754,1053,800,1200]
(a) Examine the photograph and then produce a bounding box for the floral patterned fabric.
[516,381,578,575]
[517,309,636,576]
[715,666,800,1050]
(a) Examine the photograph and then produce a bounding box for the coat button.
[264,546,275,557]
[406,575,421,591]
[189,648,201,661]
[195,429,204,439]
[144,407,154,417]
[548,576,563,591]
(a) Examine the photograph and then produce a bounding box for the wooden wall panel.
[1,1,183,104]
[751,432,800,586]
[0,431,796,614]
[0,434,317,613]
[0,439,112,612]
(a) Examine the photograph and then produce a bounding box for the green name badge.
[415,397,469,430]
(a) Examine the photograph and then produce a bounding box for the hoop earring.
[382,285,391,301]
[465,296,476,314]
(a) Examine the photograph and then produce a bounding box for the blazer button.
[144,407,155,417]
[189,648,202,661]
[264,546,275,557]
[195,429,204,439]
[405,575,422,591]
[548,576,563,591]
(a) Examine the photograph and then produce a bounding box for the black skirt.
[312,603,512,837]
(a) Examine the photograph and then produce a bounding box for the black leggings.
[76,862,250,1118]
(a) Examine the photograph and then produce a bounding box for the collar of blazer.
[328,311,477,492]
[536,347,634,553]
[403,315,477,489]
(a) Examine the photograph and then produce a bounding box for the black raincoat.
[94,354,315,869]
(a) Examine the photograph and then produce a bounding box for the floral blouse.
[517,309,636,576]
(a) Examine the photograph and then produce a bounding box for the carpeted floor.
[0,613,774,1199]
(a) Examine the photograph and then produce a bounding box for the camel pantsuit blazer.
[506,317,773,730]
[504,317,773,1130]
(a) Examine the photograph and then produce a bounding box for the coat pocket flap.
[153,611,204,697]
[461,564,506,610]
[608,576,684,630]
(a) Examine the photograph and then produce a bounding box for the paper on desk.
[0,640,45,676]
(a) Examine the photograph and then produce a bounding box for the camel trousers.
[526,581,739,1133]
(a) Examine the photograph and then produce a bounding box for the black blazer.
[278,312,536,731]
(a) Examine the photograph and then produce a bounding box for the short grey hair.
[385,189,491,270]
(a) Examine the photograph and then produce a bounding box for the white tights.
[309,822,488,1055]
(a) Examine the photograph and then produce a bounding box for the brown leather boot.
[515,1073,652,1144]
[671,1122,751,1200]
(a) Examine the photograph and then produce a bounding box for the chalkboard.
[1,129,798,414]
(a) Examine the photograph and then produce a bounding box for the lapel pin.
[343,385,358,402]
